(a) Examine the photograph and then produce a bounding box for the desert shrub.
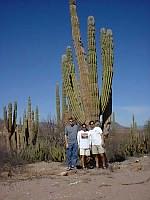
[105,131,127,162]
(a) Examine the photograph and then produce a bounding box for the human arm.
[103,122,111,138]
[88,131,92,149]
[65,126,68,148]
[101,134,105,148]
[77,131,80,148]
[97,127,105,147]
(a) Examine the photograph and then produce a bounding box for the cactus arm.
[56,83,61,123]
[8,103,12,133]
[31,110,35,134]
[100,29,113,116]
[12,101,17,133]
[62,53,85,124]
[63,55,84,123]
[35,106,39,133]
[87,16,100,121]
[27,96,32,132]
[69,0,92,122]
[3,106,8,129]
[23,109,28,146]
[66,47,84,113]
[62,63,69,122]
[32,106,39,145]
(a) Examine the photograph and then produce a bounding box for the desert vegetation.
[106,115,150,162]
[0,112,150,168]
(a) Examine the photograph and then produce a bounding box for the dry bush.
[105,131,128,162]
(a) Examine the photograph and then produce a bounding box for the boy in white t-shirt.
[89,121,106,169]
[77,123,90,169]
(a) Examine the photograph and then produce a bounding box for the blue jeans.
[66,143,78,167]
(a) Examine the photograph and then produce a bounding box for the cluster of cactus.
[18,117,65,162]
[3,97,39,153]
[23,97,39,147]
[50,145,65,162]
[123,116,150,156]
[123,133,149,156]
[106,116,150,162]
[20,140,50,162]
[60,0,113,127]
[3,97,66,162]
[20,135,65,162]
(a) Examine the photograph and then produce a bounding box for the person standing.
[89,121,106,169]
[65,117,79,170]
[77,123,90,169]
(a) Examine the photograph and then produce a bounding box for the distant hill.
[111,122,144,134]
[114,122,129,128]
[111,122,130,134]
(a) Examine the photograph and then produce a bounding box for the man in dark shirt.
[65,117,79,170]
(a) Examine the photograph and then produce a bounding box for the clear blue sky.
[0,0,150,126]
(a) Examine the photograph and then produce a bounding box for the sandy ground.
[0,156,150,200]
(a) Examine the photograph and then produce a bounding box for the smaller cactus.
[32,106,39,145]
[3,102,17,151]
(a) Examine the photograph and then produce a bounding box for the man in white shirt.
[89,121,106,169]
[77,123,90,169]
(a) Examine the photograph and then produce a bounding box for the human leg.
[80,149,90,168]
[66,144,72,169]
[95,154,100,168]
[81,155,85,168]
[97,145,106,168]
[71,143,78,168]
[104,152,108,167]
[84,149,91,168]
[92,145,99,168]
[100,153,106,168]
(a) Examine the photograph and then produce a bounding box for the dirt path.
[0,156,150,200]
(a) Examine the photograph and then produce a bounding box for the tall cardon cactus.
[61,0,114,127]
